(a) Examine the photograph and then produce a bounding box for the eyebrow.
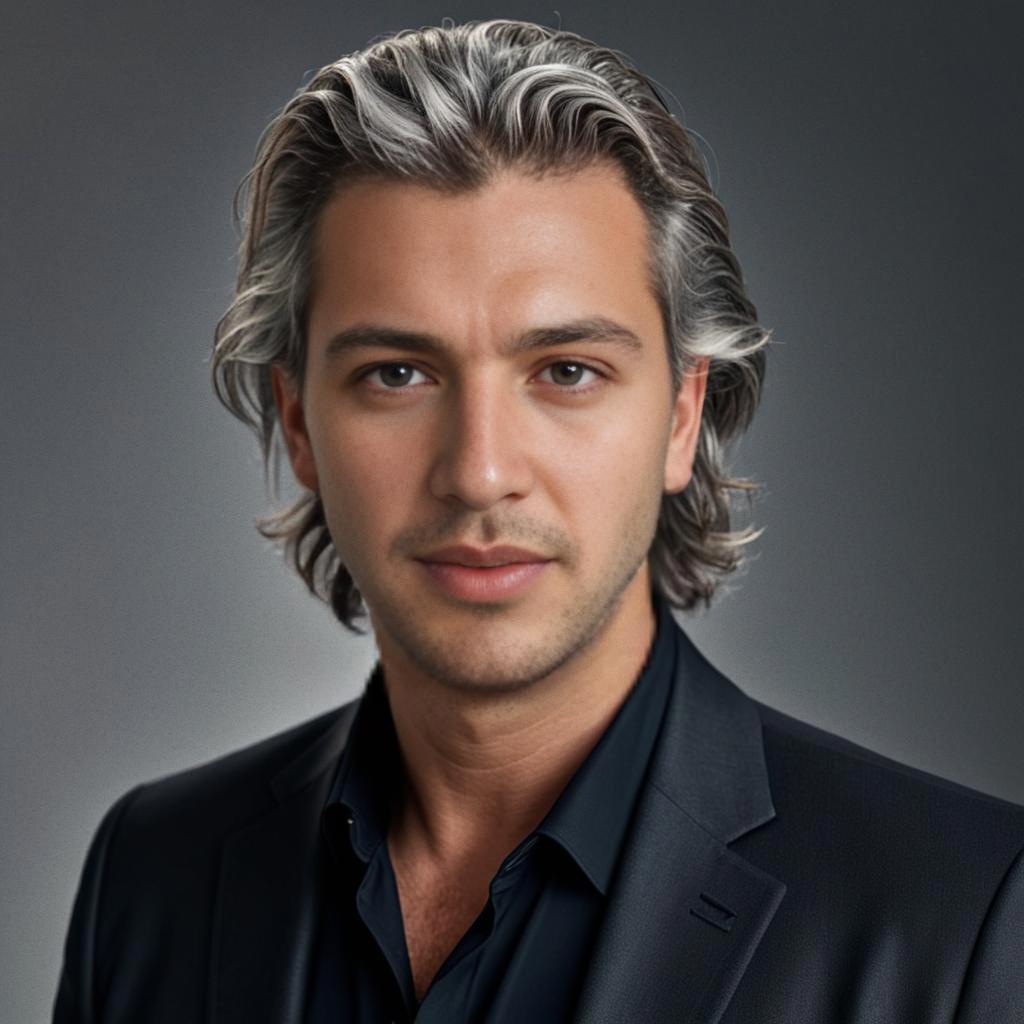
[322,316,646,362]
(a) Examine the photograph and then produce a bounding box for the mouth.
[416,544,552,568]
[413,548,557,602]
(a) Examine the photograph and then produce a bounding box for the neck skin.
[375,577,657,884]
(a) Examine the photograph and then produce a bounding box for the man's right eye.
[359,363,432,390]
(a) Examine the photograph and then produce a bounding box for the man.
[54,18,1023,1024]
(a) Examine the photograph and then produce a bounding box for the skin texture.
[273,159,708,996]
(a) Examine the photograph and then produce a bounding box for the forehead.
[306,161,664,359]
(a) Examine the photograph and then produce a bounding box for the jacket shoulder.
[757,698,1024,820]
[124,698,359,834]
[54,698,362,1022]
[722,697,1024,1020]
[748,697,1024,882]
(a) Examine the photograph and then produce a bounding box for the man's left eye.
[540,362,602,388]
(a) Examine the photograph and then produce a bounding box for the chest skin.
[391,856,491,999]
[389,839,495,1003]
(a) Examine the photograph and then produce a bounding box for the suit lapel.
[573,623,786,1024]
[207,701,360,1024]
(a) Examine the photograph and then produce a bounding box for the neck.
[376,582,658,875]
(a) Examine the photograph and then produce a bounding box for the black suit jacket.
[54,622,1024,1023]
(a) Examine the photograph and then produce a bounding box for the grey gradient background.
[3,1,1022,1019]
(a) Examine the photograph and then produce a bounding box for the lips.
[416,544,552,568]
[414,544,555,601]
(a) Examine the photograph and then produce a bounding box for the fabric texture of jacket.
[53,618,1024,1023]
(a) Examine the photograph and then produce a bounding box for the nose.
[427,374,534,510]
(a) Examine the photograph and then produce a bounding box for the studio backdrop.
[2,2,1021,1021]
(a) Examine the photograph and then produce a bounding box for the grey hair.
[211,18,770,635]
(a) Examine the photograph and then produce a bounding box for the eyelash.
[355,360,607,397]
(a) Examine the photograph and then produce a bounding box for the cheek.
[313,423,420,549]
[547,411,668,534]
[564,404,668,490]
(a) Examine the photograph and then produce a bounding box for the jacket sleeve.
[954,842,1024,1023]
[52,786,143,1024]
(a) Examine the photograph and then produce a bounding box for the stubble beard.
[361,517,656,699]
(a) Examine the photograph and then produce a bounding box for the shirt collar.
[323,591,678,895]
[531,591,677,894]
[324,661,397,863]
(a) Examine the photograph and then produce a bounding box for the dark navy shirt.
[307,593,679,1023]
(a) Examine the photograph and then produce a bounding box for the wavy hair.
[211,18,770,634]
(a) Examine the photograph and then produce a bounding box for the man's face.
[274,161,706,695]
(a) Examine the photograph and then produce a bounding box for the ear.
[663,356,710,494]
[270,363,320,493]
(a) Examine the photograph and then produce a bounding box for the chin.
[368,594,556,680]
[378,590,625,698]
